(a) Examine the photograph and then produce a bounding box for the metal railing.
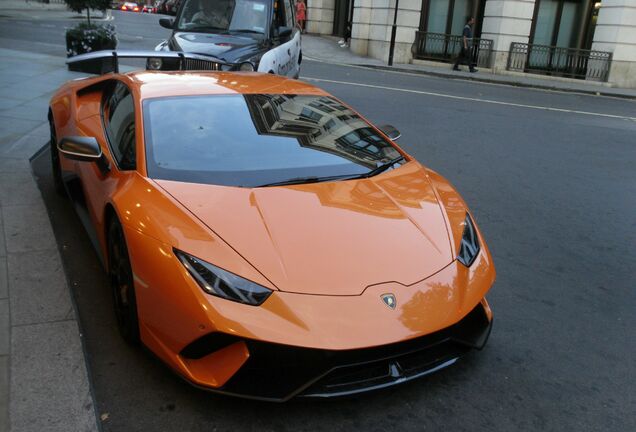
[411,31,493,68]
[507,42,612,82]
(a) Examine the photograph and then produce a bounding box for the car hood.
[170,31,264,62]
[155,162,453,296]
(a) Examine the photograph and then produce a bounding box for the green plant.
[66,22,117,57]
[64,0,111,25]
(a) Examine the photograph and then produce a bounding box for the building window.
[530,0,596,50]
[420,0,485,37]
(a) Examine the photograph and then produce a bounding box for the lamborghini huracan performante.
[49,63,495,401]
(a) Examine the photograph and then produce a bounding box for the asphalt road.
[11,9,636,432]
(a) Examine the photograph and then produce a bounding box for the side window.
[274,0,285,29]
[283,0,294,28]
[104,82,136,170]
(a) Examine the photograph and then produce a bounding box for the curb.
[358,64,636,100]
[303,55,636,100]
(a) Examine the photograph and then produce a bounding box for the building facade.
[304,0,636,88]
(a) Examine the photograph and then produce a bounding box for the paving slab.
[0,117,43,150]
[0,214,4,259]
[0,355,7,432]
[0,84,55,101]
[2,203,57,254]
[0,300,7,356]
[11,320,97,432]
[0,258,7,298]
[0,170,44,206]
[0,97,25,111]
[1,98,52,122]
[8,249,73,327]
[0,126,50,158]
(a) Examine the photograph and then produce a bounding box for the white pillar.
[350,0,423,64]
[480,0,536,70]
[592,0,636,88]
[306,0,336,35]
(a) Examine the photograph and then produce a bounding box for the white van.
[156,0,302,77]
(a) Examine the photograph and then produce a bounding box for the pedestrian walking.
[295,0,306,34]
[338,21,351,48]
[453,16,478,73]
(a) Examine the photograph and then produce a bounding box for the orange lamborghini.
[49,52,495,401]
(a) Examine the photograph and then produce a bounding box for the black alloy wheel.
[108,217,141,345]
[49,115,66,196]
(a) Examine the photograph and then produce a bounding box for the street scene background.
[0,3,634,432]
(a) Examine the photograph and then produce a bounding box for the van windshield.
[177,0,270,34]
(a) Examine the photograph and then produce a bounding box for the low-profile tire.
[49,116,66,196]
[108,217,140,345]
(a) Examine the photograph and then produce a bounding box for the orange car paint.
[49,71,495,392]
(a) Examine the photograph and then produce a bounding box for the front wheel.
[108,217,140,345]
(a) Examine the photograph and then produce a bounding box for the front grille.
[183,58,221,71]
[182,302,492,401]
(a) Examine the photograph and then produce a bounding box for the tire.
[49,116,66,196]
[108,217,140,345]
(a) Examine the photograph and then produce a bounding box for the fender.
[257,31,301,77]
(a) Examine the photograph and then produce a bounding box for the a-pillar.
[592,0,636,88]
[480,0,535,70]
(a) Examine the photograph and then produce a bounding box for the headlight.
[238,62,255,71]
[175,249,272,306]
[457,213,480,267]
[147,57,163,70]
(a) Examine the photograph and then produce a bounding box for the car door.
[258,0,300,77]
[74,80,139,261]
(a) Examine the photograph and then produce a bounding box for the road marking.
[304,56,635,102]
[303,76,636,121]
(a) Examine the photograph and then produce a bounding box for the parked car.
[120,2,140,12]
[156,0,301,77]
[155,0,169,14]
[164,0,181,15]
[141,3,155,13]
[51,50,495,400]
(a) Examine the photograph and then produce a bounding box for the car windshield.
[143,94,402,187]
[176,0,270,34]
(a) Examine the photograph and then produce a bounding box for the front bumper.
[182,300,492,401]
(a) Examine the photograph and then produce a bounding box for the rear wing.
[66,50,231,74]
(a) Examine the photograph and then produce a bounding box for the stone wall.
[306,0,336,35]
[350,0,423,64]
[480,0,535,70]
[592,0,636,88]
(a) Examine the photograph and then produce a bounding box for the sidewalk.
[301,35,636,99]
[0,48,98,431]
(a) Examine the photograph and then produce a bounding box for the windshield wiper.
[353,156,405,179]
[229,29,263,34]
[255,174,355,188]
[185,26,228,32]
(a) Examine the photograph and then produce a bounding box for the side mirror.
[378,124,401,141]
[59,136,110,174]
[159,18,174,29]
[58,136,102,161]
[278,26,292,39]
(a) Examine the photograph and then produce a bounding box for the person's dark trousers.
[453,47,477,72]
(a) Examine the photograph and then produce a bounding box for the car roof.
[124,70,328,100]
